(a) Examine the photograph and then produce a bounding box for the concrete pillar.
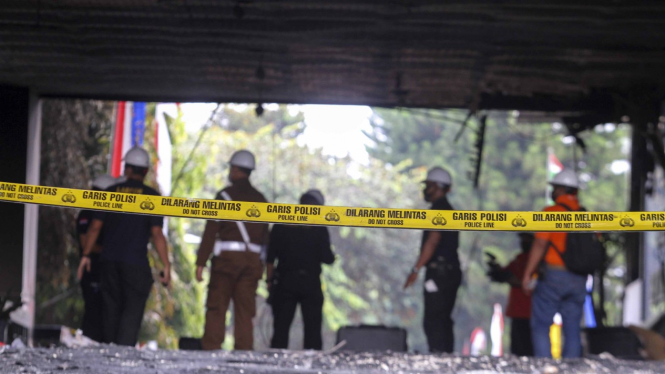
[626,96,661,322]
[627,121,647,284]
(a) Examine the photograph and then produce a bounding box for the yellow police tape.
[0,181,662,232]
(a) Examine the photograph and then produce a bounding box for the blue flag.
[131,102,146,146]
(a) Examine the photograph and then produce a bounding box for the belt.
[427,262,455,270]
[213,240,263,256]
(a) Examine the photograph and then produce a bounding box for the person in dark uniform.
[267,189,335,350]
[76,174,116,342]
[403,166,461,353]
[486,233,534,356]
[77,146,170,346]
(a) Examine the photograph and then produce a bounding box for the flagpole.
[111,101,128,177]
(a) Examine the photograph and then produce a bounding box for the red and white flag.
[548,148,563,177]
[547,147,564,204]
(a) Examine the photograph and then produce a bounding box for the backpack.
[548,204,604,275]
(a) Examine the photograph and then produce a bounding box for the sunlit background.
[36,101,631,352]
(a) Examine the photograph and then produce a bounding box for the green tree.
[36,99,114,327]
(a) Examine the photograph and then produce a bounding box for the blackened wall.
[0,85,29,298]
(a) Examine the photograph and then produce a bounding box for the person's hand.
[196,266,205,282]
[159,267,171,288]
[403,271,418,289]
[521,274,534,295]
[77,256,91,281]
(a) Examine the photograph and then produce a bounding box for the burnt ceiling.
[2,1,665,125]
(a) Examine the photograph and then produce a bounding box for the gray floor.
[1,345,665,373]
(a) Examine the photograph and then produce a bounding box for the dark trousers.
[80,255,103,342]
[100,261,153,346]
[510,317,533,356]
[270,278,324,350]
[423,267,462,353]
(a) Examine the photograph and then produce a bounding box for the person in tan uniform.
[196,150,269,351]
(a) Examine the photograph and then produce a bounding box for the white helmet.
[229,150,256,170]
[123,146,150,168]
[92,174,116,190]
[423,167,452,186]
[303,189,325,205]
[550,169,579,189]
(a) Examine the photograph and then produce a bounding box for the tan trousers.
[202,251,263,350]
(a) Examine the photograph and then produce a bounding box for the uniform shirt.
[267,225,334,279]
[422,196,460,267]
[76,209,103,257]
[93,179,163,267]
[535,194,581,267]
[196,178,270,266]
[504,252,532,319]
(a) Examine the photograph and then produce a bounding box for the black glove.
[487,265,511,283]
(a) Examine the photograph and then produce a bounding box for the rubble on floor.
[1,345,665,373]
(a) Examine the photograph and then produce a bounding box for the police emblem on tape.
[61,191,76,203]
[246,205,261,218]
[140,199,155,211]
[325,210,340,222]
[512,215,527,227]
[620,216,635,227]
[431,214,447,226]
